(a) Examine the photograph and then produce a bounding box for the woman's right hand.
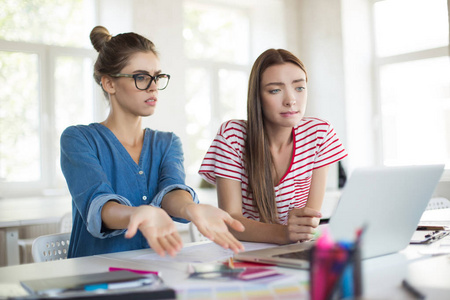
[125,205,183,257]
[285,207,322,243]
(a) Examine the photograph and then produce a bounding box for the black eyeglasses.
[110,73,170,90]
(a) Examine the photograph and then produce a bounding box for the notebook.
[20,270,176,299]
[234,164,445,269]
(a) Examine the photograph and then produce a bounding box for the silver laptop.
[234,164,445,269]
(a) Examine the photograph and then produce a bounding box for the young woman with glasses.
[61,26,244,258]
[199,49,347,244]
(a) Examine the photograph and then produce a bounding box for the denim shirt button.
[142,196,147,201]
[138,170,144,175]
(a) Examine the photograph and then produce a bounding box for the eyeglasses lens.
[135,75,169,90]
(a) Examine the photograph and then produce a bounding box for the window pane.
[54,56,95,182]
[380,56,450,167]
[219,69,247,122]
[183,2,250,64]
[185,68,212,173]
[54,56,94,137]
[0,51,40,182]
[0,0,94,47]
[373,0,449,57]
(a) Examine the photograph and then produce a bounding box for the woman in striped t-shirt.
[199,49,347,244]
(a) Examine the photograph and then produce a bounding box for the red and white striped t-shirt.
[199,118,347,225]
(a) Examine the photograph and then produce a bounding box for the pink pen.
[109,267,159,276]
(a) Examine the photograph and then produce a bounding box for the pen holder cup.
[309,242,362,300]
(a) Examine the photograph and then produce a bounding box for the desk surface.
[0,196,71,227]
[0,196,72,267]
[0,238,449,299]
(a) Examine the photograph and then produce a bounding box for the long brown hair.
[245,49,308,224]
[90,26,158,98]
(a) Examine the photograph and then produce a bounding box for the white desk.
[0,238,449,299]
[0,189,340,267]
[0,196,71,266]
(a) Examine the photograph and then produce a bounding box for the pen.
[84,279,151,292]
[401,279,425,300]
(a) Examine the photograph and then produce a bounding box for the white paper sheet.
[131,241,277,263]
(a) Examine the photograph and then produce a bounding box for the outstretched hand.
[286,207,322,243]
[125,205,183,257]
[185,204,245,253]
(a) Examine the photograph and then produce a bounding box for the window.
[373,0,450,169]
[0,0,102,197]
[183,1,250,178]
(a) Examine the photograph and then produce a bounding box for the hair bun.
[90,26,112,52]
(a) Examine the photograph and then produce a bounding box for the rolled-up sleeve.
[152,184,199,223]
[86,194,132,238]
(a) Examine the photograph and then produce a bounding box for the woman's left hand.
[185,204,245,253]
[125,205,183,257]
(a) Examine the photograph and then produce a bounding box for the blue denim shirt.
[60,123,198,258]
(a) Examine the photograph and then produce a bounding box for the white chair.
[426,197,450,210]
[31,232,71,262]
[59,212,73,233]
[18,211,73,264]
[189,223,209,242]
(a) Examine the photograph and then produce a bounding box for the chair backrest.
[189,223,209,242]
[426,197,450,210]
[59,212,73,233]
[32,232,71,262]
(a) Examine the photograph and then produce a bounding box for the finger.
[290,207,322,218]
[287,212,321,227]
[311,217,321,227]
[158,236,178,257]
[287,222,316,235]
[288,232,314,243]
[165,232,183,252]
[197,226,215,241]
[125,219,140,239]
[224,218,245,232]
[210,234,229,250]
[222,233,245,253]
[147,236,166,257]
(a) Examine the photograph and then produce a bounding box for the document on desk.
[419,208,450,228]
[132,242,277,263]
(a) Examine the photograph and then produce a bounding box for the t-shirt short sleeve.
[199,120,247,185]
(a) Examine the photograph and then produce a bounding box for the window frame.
[0,39,99,197]
[370,0,450,179]
[183,0,253,181]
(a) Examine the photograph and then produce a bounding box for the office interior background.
[0,1,449,201]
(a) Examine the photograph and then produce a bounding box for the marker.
[311,228,334,300]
